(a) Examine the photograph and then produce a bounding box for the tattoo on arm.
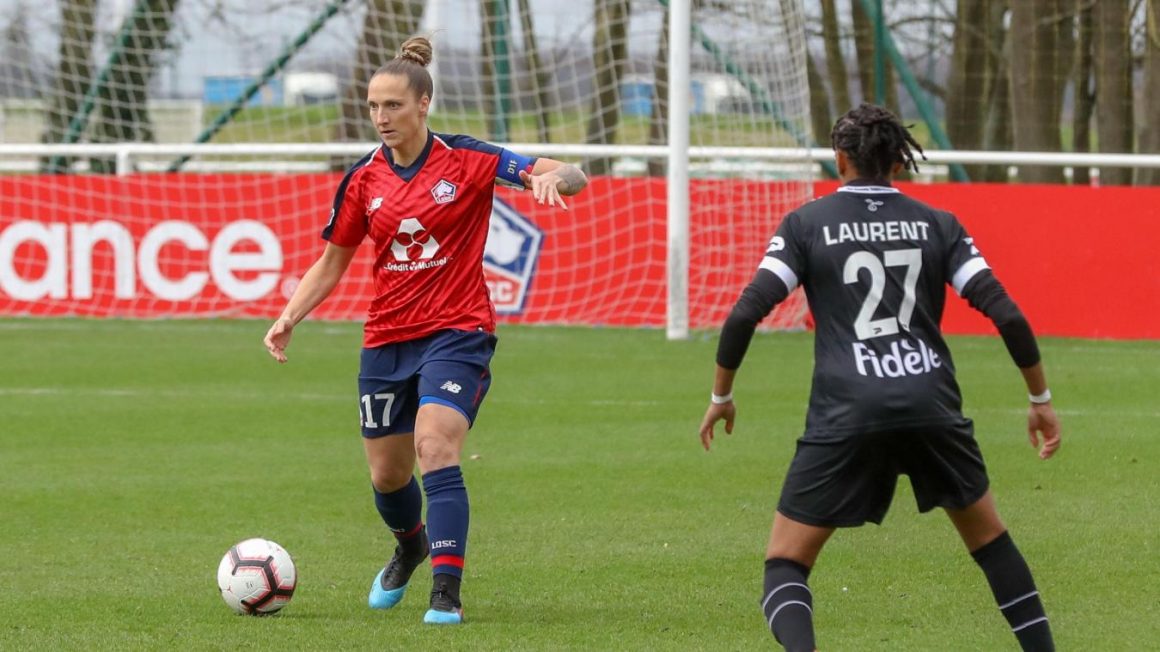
[552,164,588,196]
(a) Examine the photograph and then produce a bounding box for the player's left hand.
[1027,402,1061,460]
[264,317,295,363]
[519,169,568,210]
[698,401,736,451]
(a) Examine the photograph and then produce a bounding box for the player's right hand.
[519,169,568,210]
[264,318,295,363]
[1027,402,1061,460]
[698,401,736,451]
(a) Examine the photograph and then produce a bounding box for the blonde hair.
[372,36,434,99]
[397,36,433,67]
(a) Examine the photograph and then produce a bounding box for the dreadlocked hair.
[829,103,926,179]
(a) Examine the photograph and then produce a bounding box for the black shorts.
[776,420,989,527]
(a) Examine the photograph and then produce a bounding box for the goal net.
[0,0,813,332]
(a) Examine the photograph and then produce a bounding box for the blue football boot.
[368,527,428,610]
[422,574,464,624]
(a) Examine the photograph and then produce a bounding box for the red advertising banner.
[1,175,1156,340]
[829,181,1160,341]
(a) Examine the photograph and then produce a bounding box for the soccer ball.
[216,538,297,615]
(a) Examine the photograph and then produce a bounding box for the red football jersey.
[322,132,535,348]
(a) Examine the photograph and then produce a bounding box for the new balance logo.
[440,381,462,394]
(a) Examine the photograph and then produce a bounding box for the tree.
[851,0,898,111]
[1093,0,1134,185]
[1,3,38,97]
[39,0,97,172]
[517,0,552,144]
[820,0,852,114]
[1140,0,1160,185]
[647,4,669,178]
[981,1,1012,182]
[1008,1,1067,183]
[946,0,994,181]
[806,49,834,150]
[851,1,876,102]
[584,0,630,177]
[331,0,423,170]
[90,0,182,173]
[1072,0,1095,185]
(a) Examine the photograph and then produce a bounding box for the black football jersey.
[760,183,991,439]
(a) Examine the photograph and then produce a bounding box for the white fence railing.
[4,143,1160,176]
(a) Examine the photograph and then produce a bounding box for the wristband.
[1029,388,1052,404]
[711,392,733,405]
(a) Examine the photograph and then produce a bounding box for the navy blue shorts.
[357,329,497,438]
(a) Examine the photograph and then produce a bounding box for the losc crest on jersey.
[484,198,543,314]
[430,179,457,205]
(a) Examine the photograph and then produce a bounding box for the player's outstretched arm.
[960,270,1060,459]
[518,158,588,210]
[699,268,791,450]
[264,243,357,363]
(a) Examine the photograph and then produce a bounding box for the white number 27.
[843,248,922,340]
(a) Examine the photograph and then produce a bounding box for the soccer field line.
[0,386,665,407]
[0,320,357,337]
[0,386,344,402]
[969,406,1160,419]
[1,320,1156,355]
[0,386,1154,418]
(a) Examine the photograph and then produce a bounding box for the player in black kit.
[698,104,1060,652]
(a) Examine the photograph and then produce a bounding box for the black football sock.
[762,558,816,652]
[971,531,1055,652]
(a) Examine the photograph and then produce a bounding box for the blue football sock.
[373,476,424,547]
[422,465,469,578]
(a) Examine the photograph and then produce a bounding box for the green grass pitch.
[1,319,1156,650]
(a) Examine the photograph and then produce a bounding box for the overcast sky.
[2,0,670,97]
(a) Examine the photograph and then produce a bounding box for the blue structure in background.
[620,79,653,117]
[620,76,712,117]
[202,77,284,106]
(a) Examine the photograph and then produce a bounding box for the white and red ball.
[216,538,297,615]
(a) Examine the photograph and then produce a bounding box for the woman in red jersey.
[263,35,587,625]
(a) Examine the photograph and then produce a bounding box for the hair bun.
[397,36,433,67]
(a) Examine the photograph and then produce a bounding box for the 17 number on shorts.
[361,392,396,428]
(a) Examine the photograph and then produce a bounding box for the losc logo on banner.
[483,198,542,315]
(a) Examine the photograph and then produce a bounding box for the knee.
[369,464,413,493]
[414,434,457,472]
